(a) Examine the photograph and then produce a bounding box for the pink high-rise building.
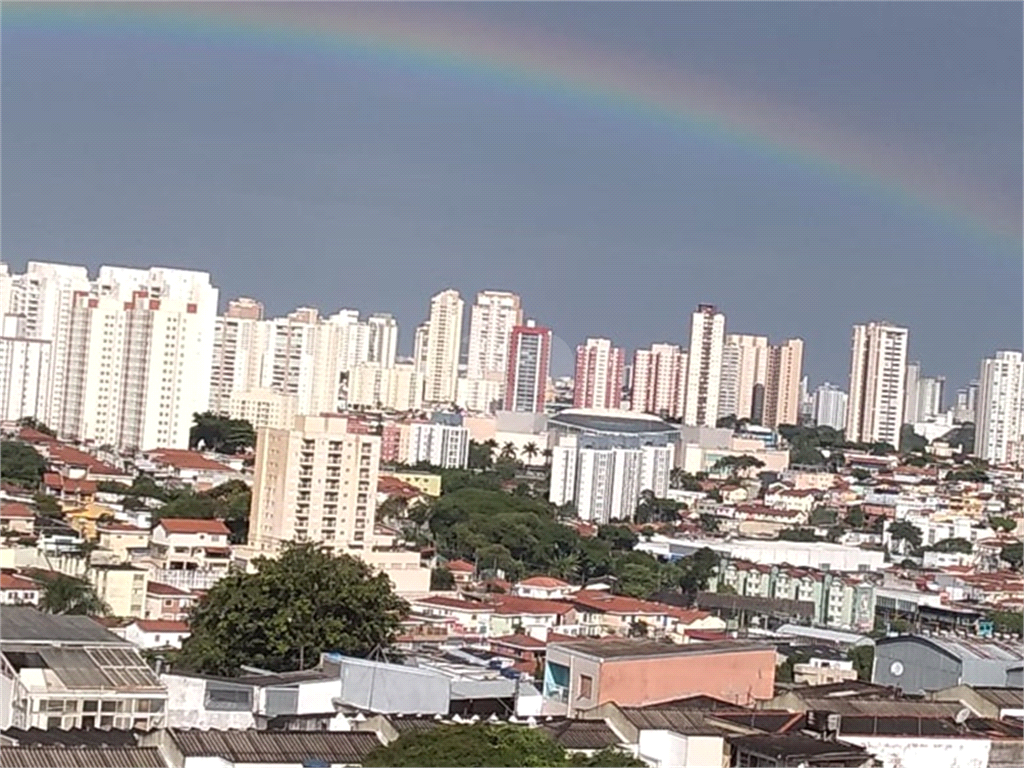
[573,338,625,410]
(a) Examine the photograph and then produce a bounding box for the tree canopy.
[176,543,407,675]
[188,412,256,454]
[1000,542,1023,571]
[155,479,252,543]
[362,724,644,767]
[1,440,48,489]
[34,572,109,616]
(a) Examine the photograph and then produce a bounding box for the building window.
[578,674,593,699]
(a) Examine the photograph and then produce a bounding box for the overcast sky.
[2,2,1021,392]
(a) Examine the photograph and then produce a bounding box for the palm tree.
[499,442,518,461]
[549,553,580,582]
[522,442,540,465]
[38,574,109,616]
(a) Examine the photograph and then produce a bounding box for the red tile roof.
[146,581,192,597]
[518,576,570,589]
[489,595,575,616]
[413,596,494,611]
[490,634,547,650]
[42,473,97,494]
[97,521,149,534]
[445,559,475,573]
[147,449,232,472]
[133,620,190,633]
[45,444,127,477]
[157,518,231,535]
[570,590,672,616]
[377,476,423,498]
[0,502,34,519]
[0,573,40,591]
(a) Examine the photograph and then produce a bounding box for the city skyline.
[2,2,1020,392]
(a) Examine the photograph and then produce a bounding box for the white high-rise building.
[408,418,470,468]
[422,290,463,406]
[465,291,522,382]
[814,383,848,431]
[974,351,1024,465]
[845,322,909,446]
[718,334,769,421]
[3,262,92,429]
[683,305,726,427]
[631,344,688,419]
[347,362,422,412]
[367,314,398,368]
[903,362,921,424]
[0,314,52,423]
[209,312,272,415]
[58,266,218,451]
[549,435,674,524]
[917,376,946,421]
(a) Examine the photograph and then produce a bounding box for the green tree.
[850,468,872,482]
[888,521,923,552]
[1,440,48,489]
[1000,542,1023,571]
[363,723,643,768]
[699,513,720,533]
[848,646,875,682]
[927,537,972,554]
[430,567,456,591]
[188,412,256,454]
[177,543,407,675]
[899,425,927,454]
[989,516,1016,533]
[988,610,1023,636]
[947,464,989,483]
[597,525,639,552]
[33,493,63,518]
[155,480,252,544]
[522,442,540,463]
[36,573,109,616]
[778,528,819,542]
[844,506,866,529]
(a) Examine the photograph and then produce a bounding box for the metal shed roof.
[168,729,382,764]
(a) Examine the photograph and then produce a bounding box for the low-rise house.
[123,620,191,650]
[511,576,577,600]
[34,517,84,556]
[408,596,495,636]
[145,581,198,621]
[443,558,476,587]
[0,573,41,605]
[97,520,151,560]
[542,638,777,716]
[142,449,240,491]
[150,518,232,574]
[764,487,820,513]
[0,607,167,731]
[41,472,96,504]
[488,594,578,639]
[568,590,678,638]
[0,502,35,537]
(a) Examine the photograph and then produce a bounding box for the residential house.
[408,596,494,636]
[90,563,148,618]
[511,576,577,600]
[123,620,191,650]
[764,487,820,514]
[443,559,476,587]
[142,449,240,491]
[0,607,167,731]
[0,502,34,537]
[568,591,679,638]
[150,518,232,586]
[98,520,152,561]
[145,581,198,622]
[0,573,41,605]
[488,595,579,639]
[41,472,96,505]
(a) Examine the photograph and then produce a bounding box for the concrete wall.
[873,639,961,694]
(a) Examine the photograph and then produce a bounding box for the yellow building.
[89,563,148,618]
[65,502,121,541]
[97,521,152,562]
[380,470,442,498]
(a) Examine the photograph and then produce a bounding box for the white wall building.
[846,321,909,446]
[0,314,52,423]
[974,350,1024,464]
[718,334,768,422]
[347,362,423,412]
[227,387,298,430]
[56,266,218,451]
[409,419,470,469]
[462,291,522,411]
[683,305,726,427]
[814,383,848,431]
[422,290,464,406]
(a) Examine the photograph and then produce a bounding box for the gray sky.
[2,2,1021,393]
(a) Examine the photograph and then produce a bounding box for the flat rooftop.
[0,607,124,645]
[549,638,773,662]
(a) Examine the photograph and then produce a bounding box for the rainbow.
[5,2,1020,246]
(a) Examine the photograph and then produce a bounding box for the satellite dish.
[955,708,971,725]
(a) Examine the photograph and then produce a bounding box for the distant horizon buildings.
[421,289,464,407]
[846,321,909,447]
[573,337,625,410]
[505,320,552,413]
[630,343,687,420]
[974,350,1024,465]
[813,382,848,431]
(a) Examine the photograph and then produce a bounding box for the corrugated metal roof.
[797,698,965,717]
[542,720,621,749]
[0,748,166,768]
[619,707,730,735]
[169,729,381,763]
[976,687,1024,708]
[0,608,124,644]
[0,728,140,748]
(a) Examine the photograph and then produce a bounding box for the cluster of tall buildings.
[1,261,1021,465]
[577,305,805,430]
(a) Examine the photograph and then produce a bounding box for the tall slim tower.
[422,290,463,405]
[974,351,1024,464]
[466,291,522,381]
[903,361,921,423]
[631,343,688,419]
[367,313,398,368]
[718,334,769,421]
[845,322,909,446]
[763,338,804,428]
[573,338,625,410]
[683,305,726,427]
[505,321,552,413]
